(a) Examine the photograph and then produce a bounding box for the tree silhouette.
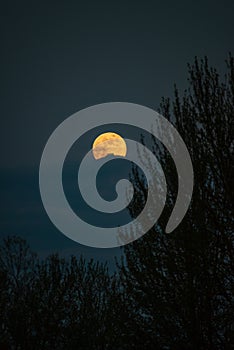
[0,236,120,349]
[119,55,234,349]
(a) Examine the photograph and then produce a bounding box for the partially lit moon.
[92,132,127,160]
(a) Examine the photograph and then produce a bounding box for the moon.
[92,132,127,160]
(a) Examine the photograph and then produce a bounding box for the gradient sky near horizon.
[1,0,233,265]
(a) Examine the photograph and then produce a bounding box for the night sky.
[1,1,233,265]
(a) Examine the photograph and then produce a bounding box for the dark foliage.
[119,54,234,349]
[0,236,120,349]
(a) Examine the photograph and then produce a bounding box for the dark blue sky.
[1,0,233,264]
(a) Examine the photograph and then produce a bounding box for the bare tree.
[119,55,234,349]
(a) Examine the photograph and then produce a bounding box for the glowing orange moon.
[92,132,127,160]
